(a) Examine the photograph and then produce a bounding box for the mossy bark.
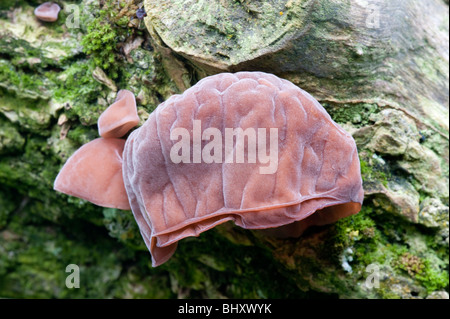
[0,0,448,298]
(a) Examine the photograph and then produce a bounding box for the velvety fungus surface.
[54,72,364,267]
[34,2,61,22]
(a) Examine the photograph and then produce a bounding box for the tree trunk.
[0,0,448,298]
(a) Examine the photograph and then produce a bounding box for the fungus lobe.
[54,72,364,267]
[98,89,140,138]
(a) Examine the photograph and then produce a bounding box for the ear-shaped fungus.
[98,90,140,138]
[54,90,136,210]
[54,72,364,267]
[34,2,61,22]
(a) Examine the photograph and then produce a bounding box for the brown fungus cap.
[34,2,61,22]
[54,138,130,210]
[122,72,364,266]
[54,72,364,267]
[98,89,140,138]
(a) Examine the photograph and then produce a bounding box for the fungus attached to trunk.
[34,2,61,22]
[98,90,140,138]
[54,72,364,267]
[54,138,130,210]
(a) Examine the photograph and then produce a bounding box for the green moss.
[65,125,98,146]
[322,206,379,264]
[0,117,25,154]
[161,227,312,298]
[0,0,447,299]
[0,59,50,100]
[80,0,139,80]
[0,0,17,10]
[144,0,311,65]
[0,187,16,229]
[314,200,449,297]
[395,252,425,276]
[415,259,449,292]
[0,38,49,70]
[361,209,449,292]
[102,208,147,251]
[394,252,449,292]
[0,93,56,132]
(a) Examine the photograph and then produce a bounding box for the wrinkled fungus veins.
[53,71,364,268]
[122,71,364,266]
